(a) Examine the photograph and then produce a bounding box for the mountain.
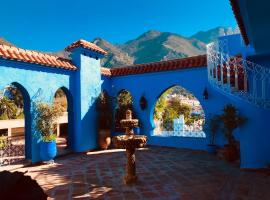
[0,27,230,68]
[93,27,229,68]
[118,30,205,64]
[0,38,15,46]
[93,38,134,68]
[190,27,231,44]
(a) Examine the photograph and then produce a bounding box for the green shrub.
[34,102,62,142]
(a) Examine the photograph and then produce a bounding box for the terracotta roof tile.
[100,67,112,76]
[230,0,249,45]
[0,44,77,71]
[65,39,107,55]
[101,55,207,77]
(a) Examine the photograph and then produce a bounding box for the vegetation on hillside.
[0,85,24,120]
[154,86,204,131]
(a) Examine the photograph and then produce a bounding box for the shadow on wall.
[80,95,100,150]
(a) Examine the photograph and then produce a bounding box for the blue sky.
[0,0,237,52]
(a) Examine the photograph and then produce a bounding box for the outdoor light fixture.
[140,96,147,110]
[203,88,209,100]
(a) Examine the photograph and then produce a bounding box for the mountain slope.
[190,27,230,44]
[119,30,205,64]
[0,38,15,46]
[93,38,134,67]
[0,27,229,68]
[94,30,209,68]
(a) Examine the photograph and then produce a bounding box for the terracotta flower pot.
[98,129,111,150]
[223,144,239,162]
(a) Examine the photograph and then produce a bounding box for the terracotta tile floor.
[14,147,270,200]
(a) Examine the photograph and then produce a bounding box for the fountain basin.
[113,135,147,149]
[120,119,139,128]
[113,109,147,185]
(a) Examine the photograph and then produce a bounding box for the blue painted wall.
[0,59,72,163]
[237,0,270,55]
[0,46,104,163]
[1,34,270,169]
[106,68,233,149]
[69,47,104,152]
[103,65,270,169]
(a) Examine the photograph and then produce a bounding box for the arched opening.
[153,85,206,138]
[53,87,73,156]
[0,82,31,166]
[114,90,134,132]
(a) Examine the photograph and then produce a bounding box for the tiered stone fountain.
[113,110,147,185]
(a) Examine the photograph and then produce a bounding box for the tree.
[5,85,24,109]
[154,88,172,120]
[115,90,134,131]
[0,96,18,120]
[53,88,68,112]
[220,104,246,144]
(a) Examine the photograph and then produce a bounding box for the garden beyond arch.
[152,85,206,138]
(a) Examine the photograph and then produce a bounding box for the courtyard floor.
[13,146,270,200]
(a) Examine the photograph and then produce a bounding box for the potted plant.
[96,92,113,149]
[205,114,220,154]
[220,104,246,162]
[35,102,61,162]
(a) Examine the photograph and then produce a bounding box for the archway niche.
[0,82,31,165]
[153,85,206,138]
[53,87,73,156]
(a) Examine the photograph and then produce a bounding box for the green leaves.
[35,102,62,142]
[0,96,22,120]
[220,104,247,144]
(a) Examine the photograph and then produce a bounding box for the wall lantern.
[203,88,209,100]
[140,96,147,110]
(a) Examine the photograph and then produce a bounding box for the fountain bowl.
[113,135,147,149]
[120,119,139,128]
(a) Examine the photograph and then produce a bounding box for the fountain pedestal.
[125,147,136,184]
[113,110,147,185]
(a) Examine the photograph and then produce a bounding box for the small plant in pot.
[96,91,113,150]
[205,114,220,154]
[35,102,62,162]
[220,104,246,162]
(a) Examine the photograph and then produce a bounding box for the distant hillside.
[0,26,231,68]
[190,27,231,44]
[93,38,134,68]
[93,27,230,68]
[0,38,15,46]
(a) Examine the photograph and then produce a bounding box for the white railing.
[207,41,270,109]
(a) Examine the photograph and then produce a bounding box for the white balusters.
[207,41,270,109]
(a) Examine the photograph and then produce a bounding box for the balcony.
[207,40,270,109]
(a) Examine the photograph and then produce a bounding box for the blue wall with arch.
[103,66,270,169]
[0,46,104,163]
[1,40,270,169]
[107,67,232,149]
